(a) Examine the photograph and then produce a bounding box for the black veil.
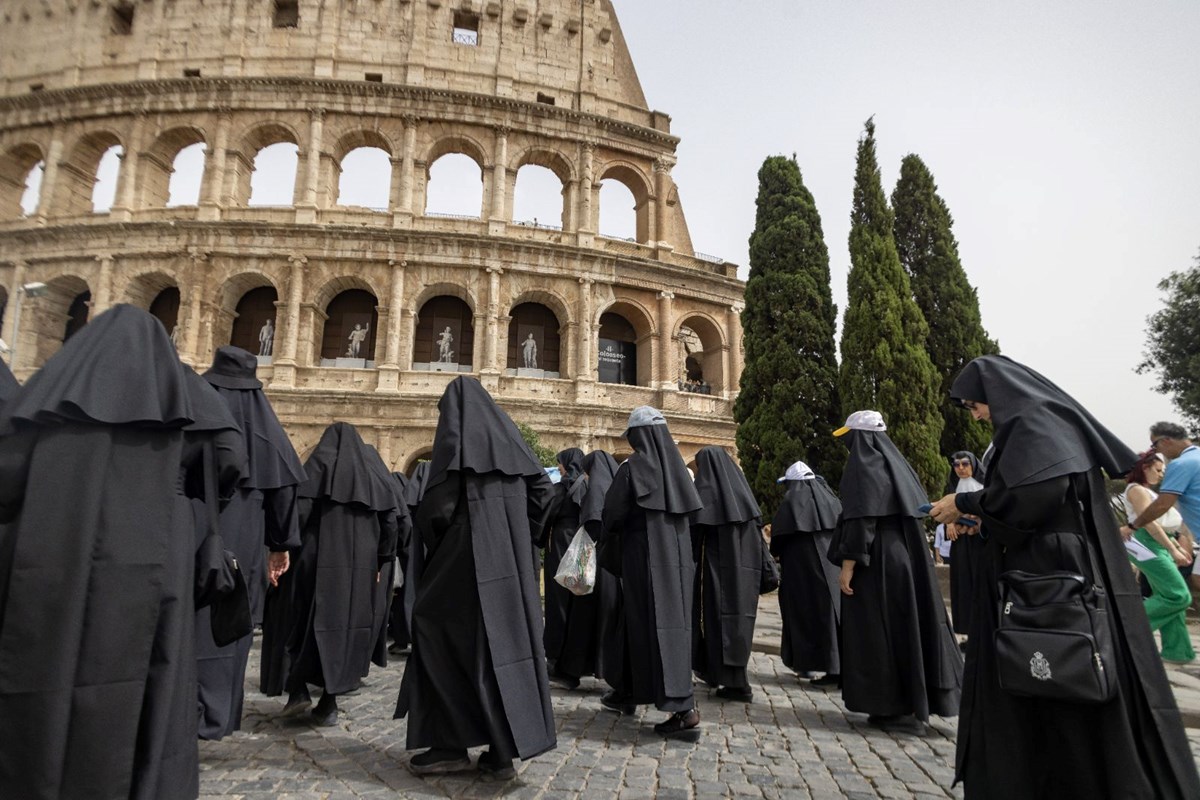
[624,423,702,515]
[838,429,929,520]
[692,446,760,526]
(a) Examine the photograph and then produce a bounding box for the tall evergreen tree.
[839,119,945,494]
[1137,249,1200,429]
[892,154,998,459]
[736,155,843,511]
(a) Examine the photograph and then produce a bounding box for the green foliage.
[517,422,558,467]
[839,119,945,495]
[1137,249,1200,429]
[736,155,843,513]
[892,154,998,460]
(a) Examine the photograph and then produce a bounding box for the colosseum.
[0,0,744,468]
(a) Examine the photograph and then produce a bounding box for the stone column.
[395,116,418,225]
[180,250,208,366]
[472,313,488,374]
[271,254,306,388]
[198,111,232,220]
[110,113,146,222]
[377,259,407,393]
[576,141,596,246]
[488,127,509,235]
[92,254,115,314]
[653,157,675,253]
[376,426,394,471]
[35,129,65,224]
[562,180,578,232]
[2,261,27,367]
[657,290,675,390]
[397,308,416,372]
[726,303,744,399]
[296,109,324,224]
[576,277,594,382]
[482,266,502,373]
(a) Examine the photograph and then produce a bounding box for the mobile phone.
[917,503,934,515]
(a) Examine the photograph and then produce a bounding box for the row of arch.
[2,123,658,238]
[6,272,729,391]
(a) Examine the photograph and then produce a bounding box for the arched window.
[149,287,182,341]
[22,277,91,368]
[337,146,391,211]
[675,317,725,394]
[231,286,278,358]
[414,296,474,370]
[512,164,564,229]
[405,449,433,477]
[19,160,43,217]
[507,302,561,375]
[598,179,637,241]
[248,142,299,206]
[63,291,91,341]
[91,145,123,213]
[424,153,483,218]
[598,312,639,386]
[166,143,206,207]
[321,289,378,365]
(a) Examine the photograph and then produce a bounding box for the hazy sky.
[611,0,1200,450]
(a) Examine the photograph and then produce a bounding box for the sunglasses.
[1151,437,1168,450]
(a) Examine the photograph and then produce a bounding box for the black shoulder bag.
[758,532,781,594]
[993,474,1117,704]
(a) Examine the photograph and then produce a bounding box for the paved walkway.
[199,595,1200,799]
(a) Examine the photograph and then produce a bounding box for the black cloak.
[544,447,586,662]
[949,356,1200,798]
[385,471,415,652]
[196,346,305,740]
[601,421,703,711]
[690,447,763,691]
[395,377,556,762]
[0,305,243,800]
[579,450,625,690]
[829,428,962,722]
[944,451,985,636]
[0,358,17,409]
[770,475,844,675]
[271,423,399,697]
[397,460,431,647]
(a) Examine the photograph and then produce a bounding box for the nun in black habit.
[395,377,556,779]
[769,460,843,684]
[690,446,763,700]
[577,450,626,692]
[829,410,962,733]
[0,305,245,800]
[197,346,305,740]
[385,470,414,654]
[275,422,400,726]
[929,355,1200,799]
[943,451,984,637]
[601,406,704,739]
[544,447,588,686]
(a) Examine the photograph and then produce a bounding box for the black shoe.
[388,642,410,656]
[809,673,840,687]
[310,693,339,727]
[713,686,753,701]
[600,691,637,716]
[477,749,517,782]
[409,748,472,775]
[549,670,580,690]
[867,714,925,735]
[280,690,311,718]
[654,709,701,741]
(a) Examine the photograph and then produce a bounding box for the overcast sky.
[610,0,1200,450]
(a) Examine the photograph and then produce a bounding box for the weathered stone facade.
[0,0,743,468]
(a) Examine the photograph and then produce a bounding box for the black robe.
[0,358,17,408]
[579,451,625,692]
[690,447,762,691]
[770,477,843,674]
[544,448,585,662]
[830,429,962,721]
[949,355,1200,798]
[268,423,399,697]
[601,423,702,711]
[945,452,985,636]
[197,346,305,740]
[385,471,415,652]
[395,377,556,761]
[0,305,243,800]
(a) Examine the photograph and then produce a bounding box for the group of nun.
[0,305,1197,799]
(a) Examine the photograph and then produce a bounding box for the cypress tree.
[735,155,843,511]
[892,154,998,459]
[839,119,945,494]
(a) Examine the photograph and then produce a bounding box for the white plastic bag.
[553,527,597,596]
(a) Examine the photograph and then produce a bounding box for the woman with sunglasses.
[929,355,1199,799]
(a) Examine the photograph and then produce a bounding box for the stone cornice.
[0,77,681,151]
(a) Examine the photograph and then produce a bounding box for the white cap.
[833,409,887,437]
[623,405,666,437]
[777,460,816,483]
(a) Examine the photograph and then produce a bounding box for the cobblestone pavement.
[200,596,1200,799]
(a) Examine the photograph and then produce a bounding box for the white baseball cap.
[777,460,816,483]
[833,410,887,437]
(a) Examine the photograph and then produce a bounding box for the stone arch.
[312,277,380,365]
[228,123,301,207]
[507,301,563,375]
[216,272,280,355]
[675,312,726,393]
[335,132,393,212]
[411,281,478,316]
[413,295,474,369]
[424,134,489,170]
[332,129,394,162]
[0,143,45,219]
[423,134,488,218]
[597,161,652,243]
[597,298,655,387]
[138,126,207,208]
[403,448,434,477]
[58,130,123,216]
[510,146,575,183]
[24,274,91,369]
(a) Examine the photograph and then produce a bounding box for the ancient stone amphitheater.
[0,0,743,467]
